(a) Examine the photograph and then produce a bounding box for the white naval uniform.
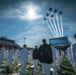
[51,46,60,71]
[51,46,60,65]
[4,50,8,60]
[71,41,76,66]
[20,48,28,75]
[51,46,57,64]
[14,49,20,66]
[28,50,33,63]
[0,48,5,66]
[6,49,14,66]
[55,49,60,66]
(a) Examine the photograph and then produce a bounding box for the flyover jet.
[51,15,54,18]
[49,7,52,11]
[54,9,58,13]
[46,13,49,16]
[59,11,63,15]
[44,17,47,20]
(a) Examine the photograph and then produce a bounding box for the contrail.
[49,11,59,37]
[45,20,56,38]
[52,17,60,37]
[48,17,58,37]
[60,15,64,36]
[56,13,62,37]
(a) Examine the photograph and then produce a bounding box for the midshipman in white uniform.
[5,46,14,75]
[0,45,5,67]
[14,47,20,66]
[51,46,60,71]
[6,47,14,66]
[4,50,8,60]
[28,50,33,63]
[51,46,57,65]
[19,44,28,75]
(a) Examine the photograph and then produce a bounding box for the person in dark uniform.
[39,39,53,75]
[33,45,39,71]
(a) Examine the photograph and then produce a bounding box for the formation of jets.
[44,7,63,20]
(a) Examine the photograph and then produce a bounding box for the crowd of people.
[0,34,76,75]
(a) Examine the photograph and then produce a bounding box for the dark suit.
[33,49,39,60]
[33,48,39,71]
[39,43,53,64]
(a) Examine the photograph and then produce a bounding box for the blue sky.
[0,0,76,47]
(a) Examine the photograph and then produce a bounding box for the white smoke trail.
[60,15,64,36]
[49,11,59,37]
[45,21,56,38]
[48,17,58,37]
[52,17,60,37]
[56,13,62,37]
